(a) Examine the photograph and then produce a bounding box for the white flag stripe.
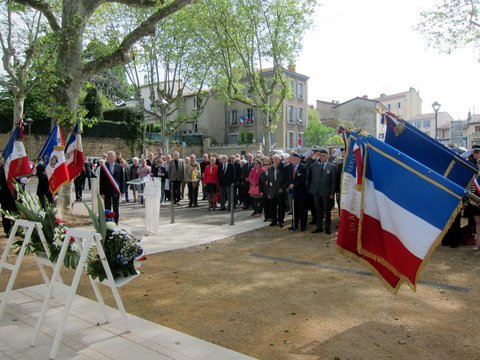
[363,179,440,260]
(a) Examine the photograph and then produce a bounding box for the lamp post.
[432,101,441,141]
[25,117,33,153]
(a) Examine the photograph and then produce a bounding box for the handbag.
[248,184,260,196]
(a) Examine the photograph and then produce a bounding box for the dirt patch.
[1,216,480,360]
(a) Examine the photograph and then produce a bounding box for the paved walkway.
[1,182,267,359]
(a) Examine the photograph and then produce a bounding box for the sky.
[296,0,480,120]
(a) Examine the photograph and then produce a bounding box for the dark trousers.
[171,180,181,204]
[220,184,232,209]
[104,193,120,224]
[269,193,285,225]
[314,195,332,231]
[74,178,83,201]
[242,182,251,208]
[188,182,199,206]
[291,192,307,229]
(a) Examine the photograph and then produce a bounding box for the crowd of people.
[92,146,345,233]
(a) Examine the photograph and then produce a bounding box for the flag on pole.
[358,135,465,290]
[65,121,84,180]
[383,112,477,188]
[337,132,402,291]
[39,124,69,194]
[1,121,32,192]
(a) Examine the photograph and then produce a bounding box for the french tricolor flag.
[65,121,84,181]
[337,133,402,291]
[359,135,465,290]
[2,122,32,192]
[38,124,69,195]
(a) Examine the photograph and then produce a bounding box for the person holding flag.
[99,150,124,224]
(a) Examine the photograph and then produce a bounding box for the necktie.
[320,163,324,175]
[224,164,227,174]
[292,165,296,178]
[274,168,277,181]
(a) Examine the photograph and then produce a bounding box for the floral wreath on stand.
[85,197,146,282]
[1,186,80,269]
[2,187,146,280]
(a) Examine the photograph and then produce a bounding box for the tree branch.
[10,0,60,32]
[82,0,196,79]
[108,0,164,6]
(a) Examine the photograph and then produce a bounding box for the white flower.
[106,222,116,231]
[53,238,63,247]
[38,210,46,219]
[70,243,79,253]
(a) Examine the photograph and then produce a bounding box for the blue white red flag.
[337,132,402,291]
[239,115,245,126]
[65,121,84,180]
[2,121,31,192]
[359,135,465,290]
[39,124,69,194]
[45,145,70,194]
[383,112,477,188]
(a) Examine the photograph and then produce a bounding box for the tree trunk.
[54,1,93,213]
[12,94,25,129]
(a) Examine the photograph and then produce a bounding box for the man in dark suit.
[266,154,286,227]
[217,154,236,210]
[99,150,124,224]
[285,152,308,231]
[240,153,254,209]
[168,151,185,205]
[308,147,336,234]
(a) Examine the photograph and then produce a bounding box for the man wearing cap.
[285,152,308,231]
[308,147,336,234]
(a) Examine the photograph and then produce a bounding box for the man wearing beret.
[308,147,336,234]
[285,152,308,231]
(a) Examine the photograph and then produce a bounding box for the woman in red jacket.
[203,156,219,210]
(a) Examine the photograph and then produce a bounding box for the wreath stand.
[0,219,62,321]
[30,228,138,359]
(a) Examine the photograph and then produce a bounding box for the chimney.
[288,63,296,72]
[362,95,368,99]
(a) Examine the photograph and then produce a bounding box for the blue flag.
[383,113,477,188]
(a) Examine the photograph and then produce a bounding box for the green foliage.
[83,85,103,119]
[237,128,254,144]
[416,1,480,56]
[103,107,144,153]
[303,115,335,146]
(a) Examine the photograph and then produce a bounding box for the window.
[287,131,296,149]
[288,105,294,123]
[414,121,421,128]
[229,133,239,144]
[230,109,238,125]
[298,132,304,146]
[475,126,480,133]
[298,108,303,124]
[246,108,255,125]
[297,82,304,99]
[423,120,431,128]
[387,104,391,110]
[397,102,401,109]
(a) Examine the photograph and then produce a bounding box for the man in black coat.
[217,154,236,211]
[285,152,308,231]
[36,161,54,210]
[266,154,287,227]
[240,153,254,209]
[99,150,124,224]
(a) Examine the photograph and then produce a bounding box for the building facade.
[374,87,422,121]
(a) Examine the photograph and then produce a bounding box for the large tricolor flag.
[337,132,402,291]
[65,121,84,180]
[38,124,69,194]
[2,121,32,192]
[358,135,465,291]
[383,112,477,188]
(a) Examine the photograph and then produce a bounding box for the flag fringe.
[336,245,403,294]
